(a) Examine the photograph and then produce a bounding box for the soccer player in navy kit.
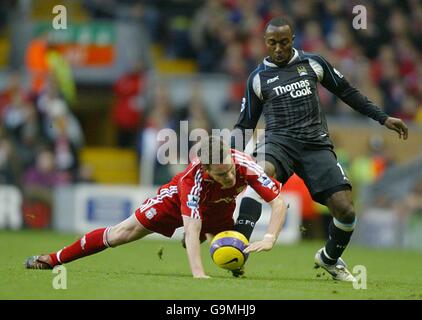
[232,17,408,281]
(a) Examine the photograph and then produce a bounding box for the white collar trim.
[263,48,298,67]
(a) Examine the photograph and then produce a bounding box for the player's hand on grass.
[384,117,408,140]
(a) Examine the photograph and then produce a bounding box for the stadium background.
[0,0,421,300]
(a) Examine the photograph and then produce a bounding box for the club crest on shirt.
[297,66,308,76]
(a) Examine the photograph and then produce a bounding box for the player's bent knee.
[107,219,149,247]
[327,191,356,223]
[334,204,356,224]
[106,225,130,247]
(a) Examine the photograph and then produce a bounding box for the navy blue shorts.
[254,135,352,204]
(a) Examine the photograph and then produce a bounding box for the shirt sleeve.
[310,54,389,125]
[179,167,203,220]
[235,153,281,202]
[247,173,281,203]
[231,71,264,151]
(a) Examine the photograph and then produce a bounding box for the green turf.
[1,230,421,300]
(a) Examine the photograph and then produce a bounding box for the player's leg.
[234,184,265,240]
[25,214,152,269]
[106,214,153,246]
[234,160,277,239]
[297,148,355,281]
[312,187,356,282]
[319,188,356,265]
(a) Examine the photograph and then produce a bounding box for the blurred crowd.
[112,69,219,185]
[91,0,421,185]
[1,0,420,185]
[184,0,421,121]
[0,65,89,226]
[83,0,421,121]
[0,72,85,186]
[1,0,420,172]
[0,0,421,232]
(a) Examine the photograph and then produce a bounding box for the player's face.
[207,157,236,189]
[264,25,294,66]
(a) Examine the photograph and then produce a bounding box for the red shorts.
[135,204,234,238]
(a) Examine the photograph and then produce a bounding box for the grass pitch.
[1,230,421,300]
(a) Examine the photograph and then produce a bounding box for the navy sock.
[234,197,262,240]
[322,218,355,265]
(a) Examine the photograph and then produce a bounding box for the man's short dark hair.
[264,16,294,34]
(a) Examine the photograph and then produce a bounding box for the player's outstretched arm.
[244,196,287,253]
[182,216,210,279]
[384,117,409,140]
[312,54,395,127]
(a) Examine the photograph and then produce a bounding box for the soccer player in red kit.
[25,137,287,278]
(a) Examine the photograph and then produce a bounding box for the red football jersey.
[139,149,281,230]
